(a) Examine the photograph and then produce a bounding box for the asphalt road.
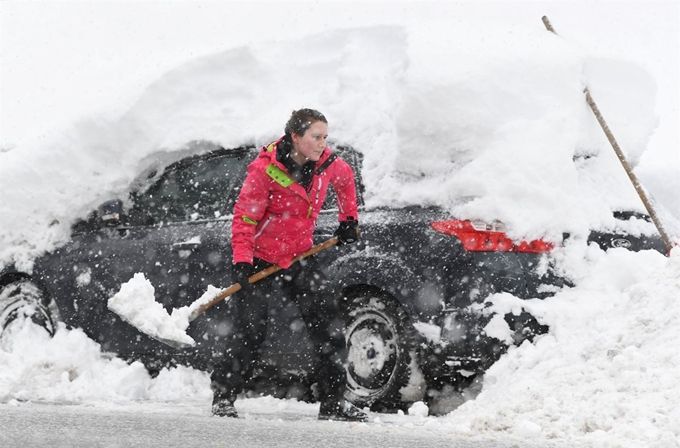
[0,402,564,448]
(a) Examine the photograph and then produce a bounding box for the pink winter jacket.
[231,138,358,268]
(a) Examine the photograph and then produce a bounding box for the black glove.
[334,219,359,246]
[231,262,254,294]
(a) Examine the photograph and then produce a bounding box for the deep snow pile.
[0,321,210,404]
[0,24,673,271]
[451,245,680,446]
[1,12,680,448]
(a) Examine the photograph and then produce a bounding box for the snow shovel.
[108,236,342,349]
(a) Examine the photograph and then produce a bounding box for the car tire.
[0,279,57,342]
[343,289,421,411]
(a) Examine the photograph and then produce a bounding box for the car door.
[38,147,254,359]
[123,148,257,357]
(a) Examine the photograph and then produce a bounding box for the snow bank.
[444,246,680,446]
[0,319,210,404]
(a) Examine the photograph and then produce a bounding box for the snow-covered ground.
[1,1,679,447]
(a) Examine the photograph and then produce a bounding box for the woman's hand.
[334,219,359,246]
[232,262,254,293]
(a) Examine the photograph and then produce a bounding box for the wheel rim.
[346,309,399,394]
[0,281,55,337]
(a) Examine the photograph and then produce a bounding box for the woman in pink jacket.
[210,109,366,422]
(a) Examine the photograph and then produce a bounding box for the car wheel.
[0,279,57,342]
[343,290,421,411]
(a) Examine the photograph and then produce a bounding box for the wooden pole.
[541,15,674,252]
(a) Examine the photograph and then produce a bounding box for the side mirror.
[99,199,124,227]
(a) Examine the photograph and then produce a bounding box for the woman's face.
[291,120,328,163]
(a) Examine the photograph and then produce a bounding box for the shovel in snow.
[108,236,342,349]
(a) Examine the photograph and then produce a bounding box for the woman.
[210,108,366,422]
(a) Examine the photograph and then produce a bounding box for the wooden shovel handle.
[189,236,340,321]
[542,15,674,253]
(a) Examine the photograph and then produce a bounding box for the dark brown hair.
[284,108,328,136]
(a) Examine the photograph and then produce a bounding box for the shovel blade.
[108,273,196,349]
[113,311,195,349]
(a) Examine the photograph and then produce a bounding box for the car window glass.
[322,145,364,211]
[131,149,252,225]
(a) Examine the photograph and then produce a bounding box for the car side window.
[322,145,364,211]
[130,148,253,225]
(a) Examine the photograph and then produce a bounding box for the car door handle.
[172,241,201,252]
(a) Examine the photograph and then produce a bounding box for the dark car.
[0,140,665,411]
[586,210,668,253]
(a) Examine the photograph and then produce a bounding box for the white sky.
[1,1,678,158]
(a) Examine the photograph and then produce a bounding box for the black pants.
[210,256,347,401]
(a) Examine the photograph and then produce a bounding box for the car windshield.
[321,144,364,210]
